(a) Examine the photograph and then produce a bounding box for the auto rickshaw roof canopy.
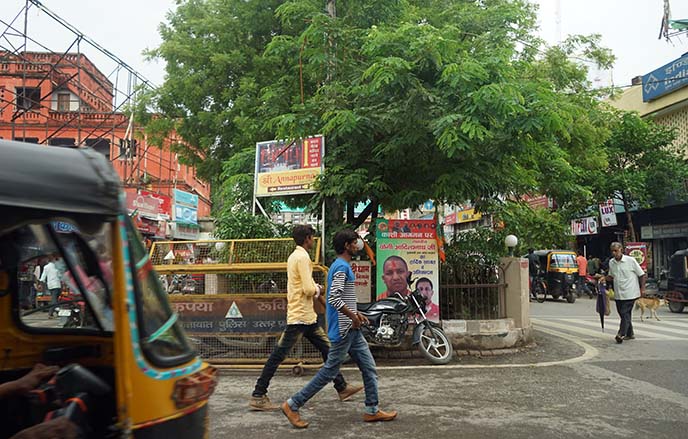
[0,139,122,231]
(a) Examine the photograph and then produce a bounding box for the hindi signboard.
[254,136,324,197]
[642,53,688,102]
[375,219,440,322]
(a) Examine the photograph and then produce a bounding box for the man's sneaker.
[338,384,364,402]
[248,395,280,411]
[281,401,308,428]
[614,335,623,344]
[623,335,635,340]
[363,409,398,422]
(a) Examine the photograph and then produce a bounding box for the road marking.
[532,317,684,341]
[560,318,688,339]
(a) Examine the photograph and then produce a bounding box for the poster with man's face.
[375,219,440,322]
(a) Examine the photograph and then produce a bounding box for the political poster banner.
[254,136,324,197]
[375,219,440,322]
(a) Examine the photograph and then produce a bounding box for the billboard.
[641,53,688,102]
[375,219,440,322]
[254,136,324,197]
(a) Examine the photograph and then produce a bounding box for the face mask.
[355,238,364,251]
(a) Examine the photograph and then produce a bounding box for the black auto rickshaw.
[665,249,688,313]
[0,140,217,438]
[532,250,577,303]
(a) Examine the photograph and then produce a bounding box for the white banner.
[571,217,598,236]
[599,200,617,227]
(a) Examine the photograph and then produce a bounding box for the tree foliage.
[590,110,688,240]
[145,0,615,228]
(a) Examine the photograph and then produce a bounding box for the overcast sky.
[3,0,688,90]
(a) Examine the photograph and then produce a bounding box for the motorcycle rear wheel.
[418,325,453,365]
[535,282,547,303]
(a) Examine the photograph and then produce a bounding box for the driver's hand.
[10,417,78,439]
[12,364,58,395]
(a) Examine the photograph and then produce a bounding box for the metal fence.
[440,264,506,320]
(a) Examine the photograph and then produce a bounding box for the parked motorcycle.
[358,289,453,365]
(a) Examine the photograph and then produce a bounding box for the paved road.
[209,298,688,438]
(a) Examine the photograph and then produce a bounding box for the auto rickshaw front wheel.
[566,292,576,303]
[665,292,685,313]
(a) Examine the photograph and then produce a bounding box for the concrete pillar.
[500,257,530,330]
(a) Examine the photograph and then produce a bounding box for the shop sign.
[175,205,198,225]
[173,189,199,208]
[172,223,200,240]
[445,212,457,225]
[642,53,688,102]
[127,191,172,219]
[599,199,617,227]
[571,217,598,235]
[456,208,482,224]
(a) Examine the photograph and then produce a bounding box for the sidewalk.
[209,330,606,439]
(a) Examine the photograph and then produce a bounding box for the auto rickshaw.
[0,140,217,438]
[665,249,688,313]
[532,250,577,303]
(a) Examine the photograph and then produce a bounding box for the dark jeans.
[48,288,61,316]
[252,323,347,397]
[615,298,637,338]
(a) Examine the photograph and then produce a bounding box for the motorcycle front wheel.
[418,324,453,365]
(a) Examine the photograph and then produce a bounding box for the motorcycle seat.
[357,302,373,311]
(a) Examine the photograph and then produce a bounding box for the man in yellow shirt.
[249,225,362,410]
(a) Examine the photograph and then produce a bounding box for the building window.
[118,138,137,159]
[48,138,76,148]
[13,137,39,144]
[57,93,70,112]
[85,138,111,160]
[15,87,41,111]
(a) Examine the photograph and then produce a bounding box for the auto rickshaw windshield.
[550,253,576,269]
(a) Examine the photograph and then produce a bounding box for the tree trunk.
[621,192,637,242]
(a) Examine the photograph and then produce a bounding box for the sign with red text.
[375,219,440,322]
[254,136,324,197]
[599,199,618,227]
[351,260,372,303]
[126,190,172,219]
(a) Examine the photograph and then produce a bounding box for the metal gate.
[440,264,506,320]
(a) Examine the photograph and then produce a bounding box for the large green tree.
[145,0,613,228]
[590,110,688,241]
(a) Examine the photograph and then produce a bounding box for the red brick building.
[0,51,211,227]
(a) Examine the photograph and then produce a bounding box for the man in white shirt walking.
[39,255,62,318]
[607,242,646,344]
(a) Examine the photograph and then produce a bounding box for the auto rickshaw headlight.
[172,365,218,408]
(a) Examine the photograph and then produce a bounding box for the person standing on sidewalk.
[249,225,362,411]
[607,242,646,344]
[281,229,397,428]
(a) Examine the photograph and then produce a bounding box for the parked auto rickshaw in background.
[0,140,217,438]
[531,250,577,303]
[665,249,688,313]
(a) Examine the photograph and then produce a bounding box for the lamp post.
[504,234,518,257]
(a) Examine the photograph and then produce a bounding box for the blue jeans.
[252,323,347,397]
[288,329,379,414]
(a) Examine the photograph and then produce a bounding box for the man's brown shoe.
[248,395,280,411]
[338,384,364,401]
[281,401,308,428]
[363,409,398,422]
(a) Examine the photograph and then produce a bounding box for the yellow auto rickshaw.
[532,250,578,303]
[0,140,217,438]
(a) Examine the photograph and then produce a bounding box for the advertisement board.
[351,260,372,303]
[254,136,324,197]
[625,242,648,272]
[599,199,617,227]
[375,219,440,322]
[641,53,688,102]
[571,217,598,236]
